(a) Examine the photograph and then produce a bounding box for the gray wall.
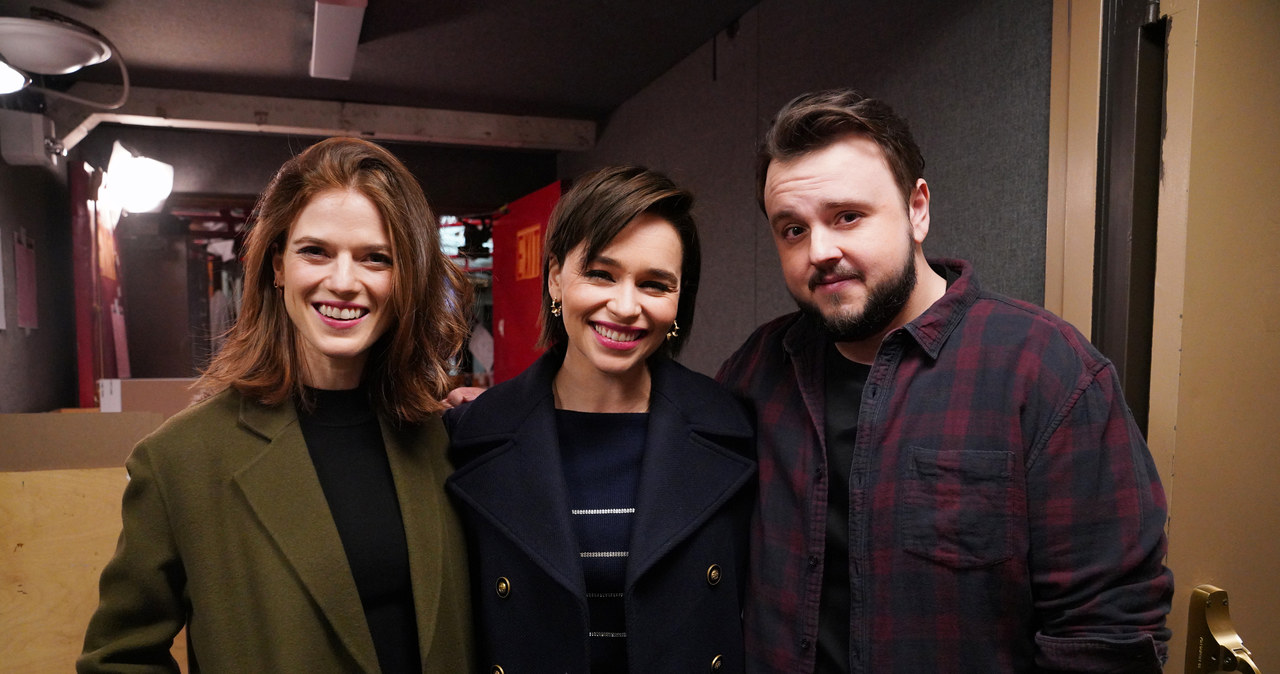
[560,0,1053,375]
[0,163,76,412]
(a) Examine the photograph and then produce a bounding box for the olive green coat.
[78,389,473,673]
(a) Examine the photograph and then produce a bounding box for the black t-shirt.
[299,387,421,674]
[816,345,870,674]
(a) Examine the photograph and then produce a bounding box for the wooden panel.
[0,468,188,671]
[1,468,126,671]
[0,411,163,472]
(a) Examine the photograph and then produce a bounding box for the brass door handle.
[1186,584,1261,673]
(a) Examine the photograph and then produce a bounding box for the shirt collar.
[782,257,980,362]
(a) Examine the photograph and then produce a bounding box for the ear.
[908,179,931,245]
[271,246,284,287]
[546,256,563,298]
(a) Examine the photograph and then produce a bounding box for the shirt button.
[815,465,825,480]
[495,577,511,598]
[706,564,722,586]
[800,638,811,650]
[808,555,819,569]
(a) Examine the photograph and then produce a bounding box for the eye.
[296,245,327,258]
[583,269,614,282]
[641,280,676,293]
[837,211,861,225]
[779,224,806,241]
[366,252,393,268]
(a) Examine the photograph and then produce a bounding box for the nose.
[325,255,360,293]
[807,225,843,266]
[807,224,843,267]
[607,283,641,320]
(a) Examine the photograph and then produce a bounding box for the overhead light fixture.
[311,0,367,80]
[0,9,128,108]
[105,141,174,215]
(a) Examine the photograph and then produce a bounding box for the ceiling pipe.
[44,83,597,154]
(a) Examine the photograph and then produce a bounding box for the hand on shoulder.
[442,386,488,409]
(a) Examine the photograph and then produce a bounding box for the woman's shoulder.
[131,388,270,465]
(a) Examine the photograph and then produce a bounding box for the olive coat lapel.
[231,399,380,672]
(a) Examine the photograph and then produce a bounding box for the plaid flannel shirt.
[716,259,1172,673]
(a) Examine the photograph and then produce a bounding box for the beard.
[794,251,917,343]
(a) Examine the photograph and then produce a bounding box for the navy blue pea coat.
[446,352,756,673]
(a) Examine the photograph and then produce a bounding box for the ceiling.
[0,0,760,127]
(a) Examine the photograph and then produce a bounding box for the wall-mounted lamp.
[105,141,174,215]
[0,10,128,108]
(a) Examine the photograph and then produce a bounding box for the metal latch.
[1186,584,1261,673]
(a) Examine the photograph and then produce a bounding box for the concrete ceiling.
[0,0,760,151]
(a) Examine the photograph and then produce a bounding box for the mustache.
[808,264,862,291]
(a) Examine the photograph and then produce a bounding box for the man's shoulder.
[963,289,1109,373]
[715,312,806,385]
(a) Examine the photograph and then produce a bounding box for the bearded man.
[716,89,1173,674]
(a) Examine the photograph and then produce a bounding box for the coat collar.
[448,351,753,441]
[447,352,754,595]
[233,394,450,672]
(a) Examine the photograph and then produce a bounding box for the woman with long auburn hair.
[79,137,474,673]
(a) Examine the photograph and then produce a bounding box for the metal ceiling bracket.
[44,83,596,153]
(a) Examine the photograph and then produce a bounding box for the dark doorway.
[1093,0,1166,435]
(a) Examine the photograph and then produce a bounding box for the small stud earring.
[550,298,562,317]
[666,319,680,341]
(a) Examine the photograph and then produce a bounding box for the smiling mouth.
[810,273,861,292]
[316,304,369,321]
[593,323,644,343]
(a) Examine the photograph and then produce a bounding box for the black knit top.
[298,387,420,673]
[556,409,648,674]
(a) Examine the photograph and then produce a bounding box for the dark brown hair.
[756,88,925,209]
[538,165,700,358]
[198,136,471,422]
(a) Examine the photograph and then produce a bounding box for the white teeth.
[317,305,364,321]
[594,324,640,342]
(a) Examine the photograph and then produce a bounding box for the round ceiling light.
[0,17,111,75]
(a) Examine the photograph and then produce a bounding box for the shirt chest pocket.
[899,447,1017,569]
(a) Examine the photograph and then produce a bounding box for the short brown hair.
[198,136,471,422]
[538,165,700,358]
[756,88,925,209]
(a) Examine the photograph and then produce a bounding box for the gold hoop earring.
[666,319,680,341]
[550,298,562,317]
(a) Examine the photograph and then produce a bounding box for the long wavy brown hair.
[197,136,472,422]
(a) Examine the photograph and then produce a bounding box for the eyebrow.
[289,235,392,253]
[768,199,871,228]
[592,255,680,285]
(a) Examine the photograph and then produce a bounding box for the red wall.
[490,181,561,383]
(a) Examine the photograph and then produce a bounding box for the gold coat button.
[495,577,511,598]
[710,653,724,671]
[491,666,504,674]
[706,564,722,586]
